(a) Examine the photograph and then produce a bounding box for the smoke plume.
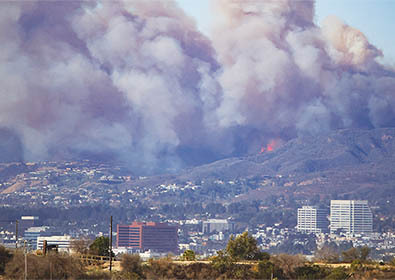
[0,0,394,173]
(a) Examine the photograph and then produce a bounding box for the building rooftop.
[21,216,39,220]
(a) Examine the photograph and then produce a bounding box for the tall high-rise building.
[117,222,178,253]
[297,206,329,233]
[330,200,373,234]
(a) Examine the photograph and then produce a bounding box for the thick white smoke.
[0,0,223,171]
[0,0,394,172]
[212,0,394,140]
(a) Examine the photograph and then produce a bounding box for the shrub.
[351,259,363,272]
[256,260,276,279]
[0,245,11,274]
[181,249,196,261]
[314,246,340,263]
[325,267,349,280]
[294,265,329,280]
[5,252,86,279]
[271,254,306,279]
[120,254,144,279]
[341,246,371,263]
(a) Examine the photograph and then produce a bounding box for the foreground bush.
[0,245,12,274]
[180,249,196,261]
[117,254,144,279]
[4,252,111,279]
[5,252,85,279]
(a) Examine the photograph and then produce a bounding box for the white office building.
[202,219,234,233]
[330,200,373,235]
[297,206,329,233]
[24,226,51,250]
[37,235,72,253]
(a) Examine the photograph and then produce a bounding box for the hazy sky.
[176,0,395,63]
[2,0,395,171]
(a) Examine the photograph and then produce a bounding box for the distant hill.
[177,128,395,180]
[3,128,395,202]
[149,128,395,204]
[1,128,394,232]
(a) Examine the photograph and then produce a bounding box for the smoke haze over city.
[1,0,395,173]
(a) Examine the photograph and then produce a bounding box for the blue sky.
[176,0,395,63]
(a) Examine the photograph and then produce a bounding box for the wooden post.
[24,240,27,280]
[43,240,47,256]
[109,215,113,272]
[15,220,18,249]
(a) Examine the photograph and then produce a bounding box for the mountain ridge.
[174,127,395,181]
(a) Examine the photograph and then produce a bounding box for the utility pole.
[15,220,18,249]
[24,240,27,280]
[109,215,113,272]
[50,259,53,280]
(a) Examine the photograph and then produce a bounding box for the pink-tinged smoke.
[213,0,393,141]
[0,0,394,173]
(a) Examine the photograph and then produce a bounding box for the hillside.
[1,128,394,233]
[160,128,394,203]
[2,128,395,203]
[177,128,395,180]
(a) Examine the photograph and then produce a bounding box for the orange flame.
[259,139,279,154]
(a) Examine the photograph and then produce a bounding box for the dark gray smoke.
[0,128,24,163]
[0,0,394,173]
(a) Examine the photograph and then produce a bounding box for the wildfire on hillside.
[259,139,281,154]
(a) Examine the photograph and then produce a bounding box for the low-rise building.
[37,235,72,253]
[202,219,234,234]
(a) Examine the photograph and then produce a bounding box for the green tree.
[210,250,254,279]
[181,249,196,261]
[325,267,348,280]
[210,250,233,274]
[256,260,276,279]
[226,231,267,260]
[89,236,111,256]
